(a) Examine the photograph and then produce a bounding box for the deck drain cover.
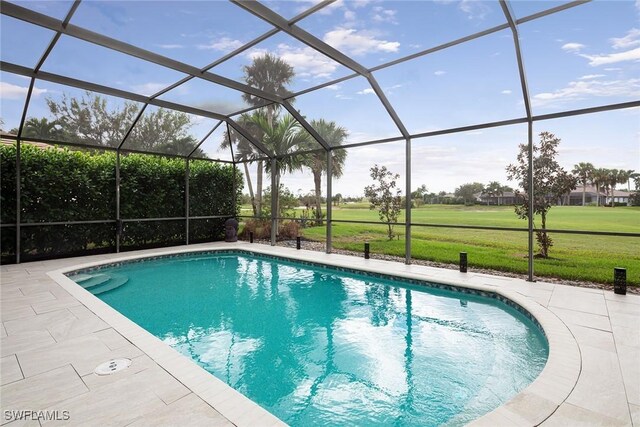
[94,358,131,376]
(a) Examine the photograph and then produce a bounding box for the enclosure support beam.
[14,77,36,264]
[326,150,333,254]
[15,140,21,264]
[405,138,411,265]
[501,0,535,282]
[185,159,190,245]
[115,150,121,253]
[527,122,535,282]
[270,158,277,246]
[228,126,238,218]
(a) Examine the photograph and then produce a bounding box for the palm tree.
[241,53,296,216]
[221,118,266,216]
[301,119,348,225]
[617,169,635,192]
[572,162,594,206]
[590,168,609,207]
[251,112,308,220]
[607,169,620,207]
[20,117,61,140]
[482,181,503,205]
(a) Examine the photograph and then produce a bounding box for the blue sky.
[1,0,638,196]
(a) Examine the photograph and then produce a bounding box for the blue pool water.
[69,251,548,426]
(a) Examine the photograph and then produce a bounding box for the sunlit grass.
[299,205,640,285]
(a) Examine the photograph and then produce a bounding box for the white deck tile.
[0,242,638,426]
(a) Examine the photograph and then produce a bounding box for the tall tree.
[572,162,594,206]
[301,119,348,225]
[364,165,402,240]
[241,53,296,216]
[506,132,577,258]
[46,92,139,147]
[126,107,201,155]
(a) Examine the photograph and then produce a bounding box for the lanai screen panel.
[211,30,352,94]
[23,80,144,147]
[519,1,640,115]
[157,77,266,117]
[293,75,402,145]
[0,15,54,68]
[69,0,274,69]
[0,71,30,134]
[373,29,525,134]
[297,0,507,68]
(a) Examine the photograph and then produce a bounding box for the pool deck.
[1,241,638,426]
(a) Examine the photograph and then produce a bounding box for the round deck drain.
[94,358,131,376]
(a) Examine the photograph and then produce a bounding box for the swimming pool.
[68,250,548,426]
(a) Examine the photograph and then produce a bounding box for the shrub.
[238,218,301,241]
[0,143,242,263]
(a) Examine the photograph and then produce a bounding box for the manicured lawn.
[298,205,640,285]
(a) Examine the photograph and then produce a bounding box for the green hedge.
[0,144,242,263]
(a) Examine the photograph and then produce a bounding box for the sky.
[0,0,638,197]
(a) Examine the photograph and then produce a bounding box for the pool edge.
[48,242,581,427]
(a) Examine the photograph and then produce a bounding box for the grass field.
[243,205,640,285]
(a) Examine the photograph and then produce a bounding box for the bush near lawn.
[0,144,242,263]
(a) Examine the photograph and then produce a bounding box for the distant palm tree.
[607,169,621,207]
[482,181,503,205]
[617,169,635,192]
[301,119,348,225]
[572,162,594,206]
[590,168,609,207]
[241,53,295,216]
[21,117,61,140]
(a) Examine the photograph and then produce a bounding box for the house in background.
[568,185,631,206]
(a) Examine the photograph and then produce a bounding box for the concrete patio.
[1,242,638,426]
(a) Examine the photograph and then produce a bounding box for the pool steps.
[73,273,128,295]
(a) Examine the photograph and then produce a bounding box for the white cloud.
[335,93,353,100]
[344,10,356,20]
[317,0,344,15]
[157,44,184,49]
[323,28,400,56]
[604,67,622,71]
[458,0,491,20]
[580,47,640,66]
[532,78,640,108]
[357,88,376,95]
[579,74,606,80]
[198,37,244,52]
[561,42,585,52]
[325,84,341,91]
[501,90,512,95]
[434,70,446,76]
[246,44,340,79]
[372,7,398,24]
[610,28,640,50]
[0,82,47,100]
[131,82,169,96]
